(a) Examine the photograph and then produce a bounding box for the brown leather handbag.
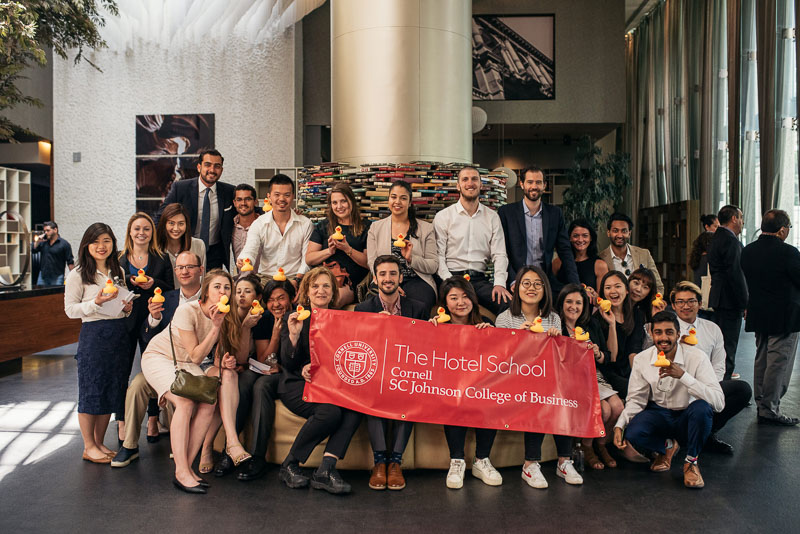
[168,324,220,404]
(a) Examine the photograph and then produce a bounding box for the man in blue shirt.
[33,221,74,286]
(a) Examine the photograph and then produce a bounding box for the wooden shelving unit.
[638,200,700,293]
[0,167,32,289]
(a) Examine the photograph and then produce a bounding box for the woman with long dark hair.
[306,182,371,306]
[429,277,500,490]
[367,180,439,310]
[496,267,582,488]
[156,202,206,286]
[553,219,609,294]
[64,223,133,463]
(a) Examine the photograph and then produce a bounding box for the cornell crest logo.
[333,341,378,386]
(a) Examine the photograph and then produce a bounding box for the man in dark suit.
[741,209,800,425]
[498,166,578,294]
[111,251,204,467]
[708,204,748,380]
[355,255,429,491]
[157,149,235,270]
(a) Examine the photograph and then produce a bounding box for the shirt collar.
[523,201,542,217]
[198,181,217,194]
[677,316,697,331]
[378,293,402,315]
[181,287,202,302]
[612,244,632,261]
[456,199,484,216]
[648,345,685,365]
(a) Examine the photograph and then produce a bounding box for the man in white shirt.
[433,166,511,315]
[670,281,752,454]
[237,174,312,288]
[112,251,204,467]
[614,311,724,489]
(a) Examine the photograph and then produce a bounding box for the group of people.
[63,149,800,496]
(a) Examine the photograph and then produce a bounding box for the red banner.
[304,309,605,438]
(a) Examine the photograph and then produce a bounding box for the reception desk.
[0,287,81,371]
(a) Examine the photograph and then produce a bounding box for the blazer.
[707,227,748,311]
[741,234,800,335]
[497,201,578,292]
[139,288,181,352]
[599,244,664,294]
[119,251,174,335]
[157,178,236,268]
[278,318,310,394]
[355,294,431,320]
[366,216,439,293]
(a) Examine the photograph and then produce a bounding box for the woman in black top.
[596,271,645,398]
[306,182,370,307]
[277,266,362,495]
[117,212,174,442]
[554,219,609,296]
[557,283,623,470]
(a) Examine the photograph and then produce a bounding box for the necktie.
[200,188,210,247]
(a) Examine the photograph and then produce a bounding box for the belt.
[451,270,487,279]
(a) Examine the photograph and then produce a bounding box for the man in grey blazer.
[599,212,664,294]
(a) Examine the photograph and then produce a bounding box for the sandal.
[226,444,252,466]
[596,443,617,468]
[199,453,215,474]
[583,443,605,470]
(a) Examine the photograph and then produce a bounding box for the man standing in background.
[33,221,74,286]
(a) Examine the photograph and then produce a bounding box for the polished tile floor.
[0,333,797,533]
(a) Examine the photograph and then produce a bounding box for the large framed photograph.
[472,15,555,101]
[135,114,215,156]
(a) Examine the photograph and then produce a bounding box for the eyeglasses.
[674,299,698,307]
[520,280,544,290]
[175,265,200,272]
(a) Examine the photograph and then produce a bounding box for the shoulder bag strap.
[169,322,179,370]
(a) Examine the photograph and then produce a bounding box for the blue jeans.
[625,400,713,458]
[37,273,64,286]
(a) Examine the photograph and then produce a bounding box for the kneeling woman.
[141,270,241,493]
[278,266,362,495]
[495,266,582,488]
[430,276,500,489]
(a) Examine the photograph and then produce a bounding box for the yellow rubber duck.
[574,326,590,342]
[684,327,699,345]
[152,287,165,303]
[393,234,406,247]
[652,292,664,307]
[332,226,345,240]
[250,300,265,315]
[217,295,230,314]
[530,316,544,333]
[134,269,148,283]
[102,279,117,295]
[240,258,254,272]
[463,274,471,281]
[296,305,311,321]
[597,298,612,313]
[273,268,287,281]
[435,307,450,323]
[263,198,272,212]
[654,350,671,367]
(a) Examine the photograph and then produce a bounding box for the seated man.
[355,255,430,491]
[111,252,204,467]
[670,281,752,453]
[613,311,724,489]
[599,213,664,294]
[434,165,511,315]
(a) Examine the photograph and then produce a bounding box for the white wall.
[52,29,297,249]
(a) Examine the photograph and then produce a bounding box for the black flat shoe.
[195,478,210,488]
[173,478,207,494]
[704,434,734,455]
[214,454,235,477]
[238,459,267,482]
[146,434,160,444]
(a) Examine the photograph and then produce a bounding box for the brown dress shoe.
[650,443,680,472]
[369,462,387,490]
[387,462,406,490]
[683,462,705,488]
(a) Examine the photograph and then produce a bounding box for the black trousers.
[236,370,280,459]
[713,308,744,379]
[401,277,436,313]
[712,379,752,433]
[524,433,573,462]
[206,242,226,271]
[280,380,362,462]
[366,416,414,456]
[444,425,497,460]
[469,276,509,317]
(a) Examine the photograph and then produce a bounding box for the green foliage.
[0,0,118,141]
[561,135,631,231]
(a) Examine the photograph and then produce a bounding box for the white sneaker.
[471,457,503,486]
[446,459,466,489]
[556,459,584,485]
[521,462,548,489]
